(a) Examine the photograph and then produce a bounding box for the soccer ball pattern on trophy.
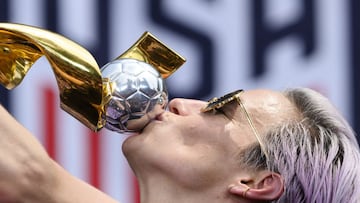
[101,58,168,133]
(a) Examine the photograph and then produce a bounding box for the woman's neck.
[137,174,234,203]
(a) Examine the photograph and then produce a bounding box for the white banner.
[5,0,353,202]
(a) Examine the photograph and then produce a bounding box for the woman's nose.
[168,98,205,116]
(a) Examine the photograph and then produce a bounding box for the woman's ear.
[228,172,284,201]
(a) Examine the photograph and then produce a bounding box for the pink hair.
[240,88,360,202]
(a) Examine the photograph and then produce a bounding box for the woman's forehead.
[242,89,291,111]
[222,89,296,126]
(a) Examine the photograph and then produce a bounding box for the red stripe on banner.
[43,87,57,160]
[133,176,140,203]
[88,130,101,189]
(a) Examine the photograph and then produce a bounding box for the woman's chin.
[122,131,144,157]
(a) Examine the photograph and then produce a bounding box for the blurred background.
[0,0,358,202]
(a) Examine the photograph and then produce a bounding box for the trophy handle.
[118,32,186,79]
[0,23,103,131]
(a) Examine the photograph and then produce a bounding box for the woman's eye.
[214,108,225,115]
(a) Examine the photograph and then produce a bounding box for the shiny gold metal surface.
[118,32,186,79]
[0,23,185,132]
[0,23,104,131]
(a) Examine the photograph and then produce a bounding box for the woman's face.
[122,89,295,189]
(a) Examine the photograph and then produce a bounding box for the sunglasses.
[201,89,269,161]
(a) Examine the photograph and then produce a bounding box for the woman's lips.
[141,111,166,130]
[155,112,164,121]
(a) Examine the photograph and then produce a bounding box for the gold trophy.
[0,23,185,133]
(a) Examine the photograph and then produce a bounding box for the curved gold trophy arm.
[118,32,186,79]
[0,23,185,132]
[0,23,103,131]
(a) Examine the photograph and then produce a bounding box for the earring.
[243,187,250,198]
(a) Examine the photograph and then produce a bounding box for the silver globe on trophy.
[0,23,185,133]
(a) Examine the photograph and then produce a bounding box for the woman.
[0,88,359,202]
